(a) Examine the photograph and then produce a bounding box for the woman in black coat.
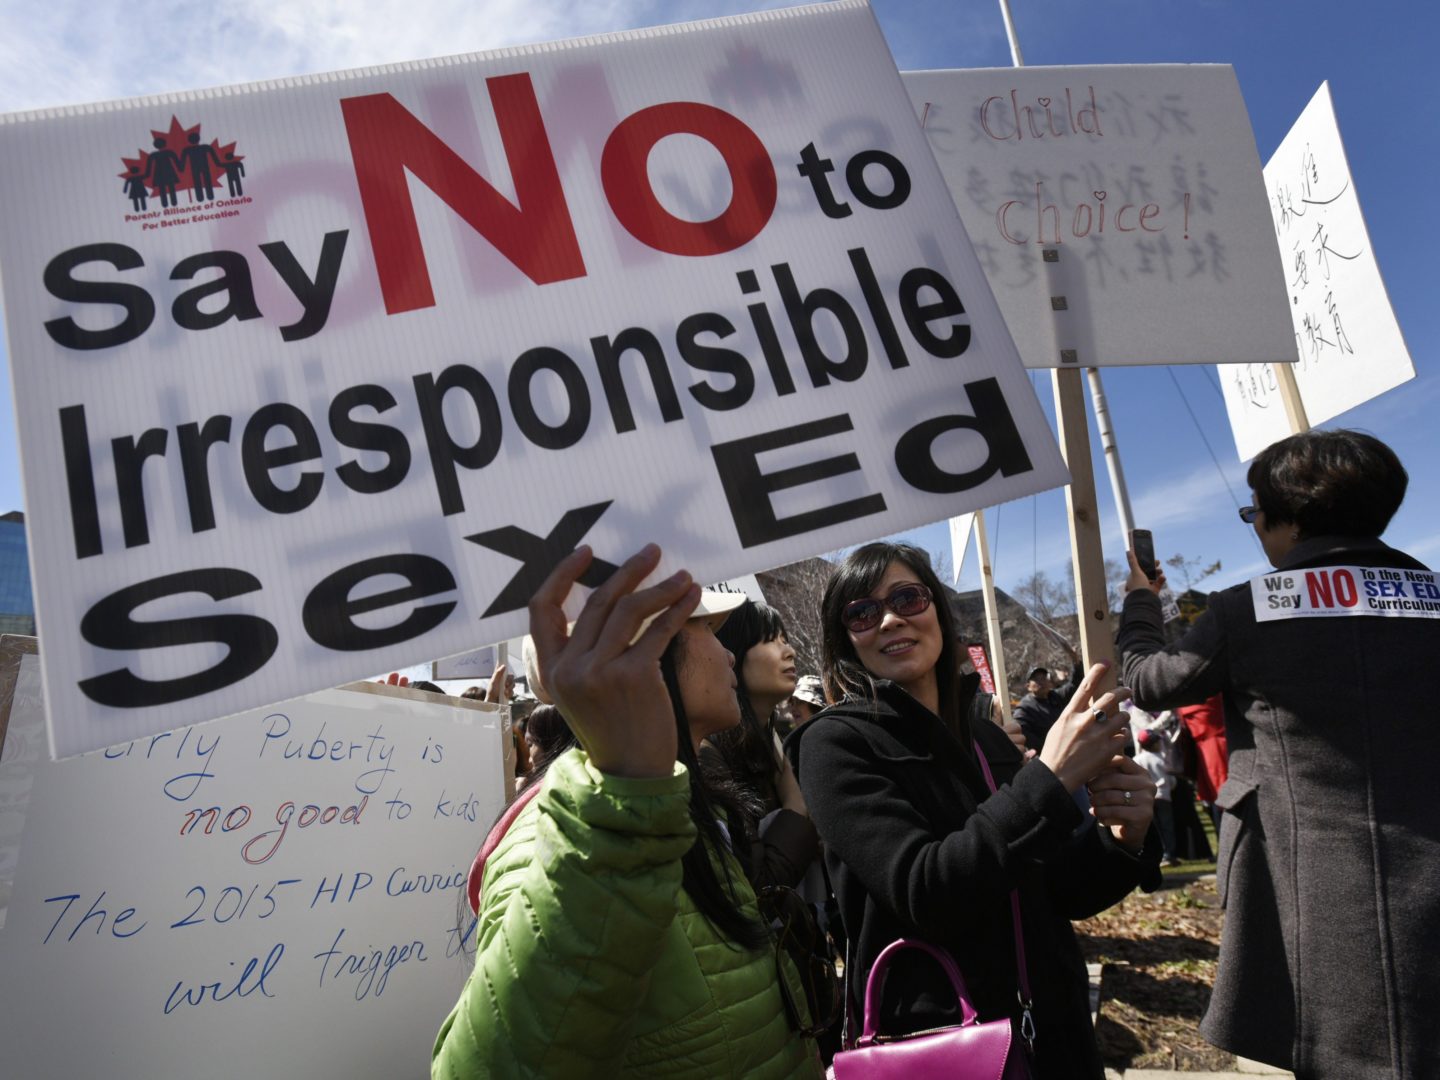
[1117,430,1438,1080]
[787,542,1161,1079]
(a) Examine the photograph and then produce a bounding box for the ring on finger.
[1090,707,1107,724]
[1123,790,1133,805]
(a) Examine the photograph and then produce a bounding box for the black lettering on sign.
[330,385,411,495]
[412,365,503,516]
[711,415,885,549]
[894,378,1032,493]
[242,403,325,515]
[43,244,156,350]
[78,568,277,708]
[466,502,618,618]
[303,554,457,652]
[258,230,349,342]
[170,250,263,332]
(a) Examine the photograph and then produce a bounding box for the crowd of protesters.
[418,429,1430,1080]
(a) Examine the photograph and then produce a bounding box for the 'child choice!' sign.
[904,64,1295,369]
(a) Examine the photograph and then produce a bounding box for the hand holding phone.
[1130,529,1158,582]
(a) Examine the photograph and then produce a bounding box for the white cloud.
[1125,458,1249,535]
[0,0,795,113]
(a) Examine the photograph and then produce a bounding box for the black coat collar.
[1276,535,1426,573]
[785,675,1003,811]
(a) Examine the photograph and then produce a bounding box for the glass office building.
[0,512,35,636]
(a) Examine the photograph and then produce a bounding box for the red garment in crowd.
[1178,693,1228,803]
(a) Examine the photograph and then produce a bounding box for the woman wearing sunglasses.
[433,545,822,1079]
[786,542,1161,1079]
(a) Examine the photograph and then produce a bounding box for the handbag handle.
[975,740,1036,1049]
[859,937,979,1045]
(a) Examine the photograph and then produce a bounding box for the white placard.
[0,656,506,1078]
[1160,586,1182,623]
[948,511,974,585]
[1220,82,1415,460]
[709,574,767,603]
[0,2,1069,756]
[903,65,1296,369]
[434,645,498,682]
[1250,565,1440,621]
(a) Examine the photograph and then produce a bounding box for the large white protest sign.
[0,653,506,1078]
[0,1,1068,757]
[903,65,1296,368]
[1220,82,1414,460]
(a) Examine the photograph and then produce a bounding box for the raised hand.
[528,544,699,779]
[1124,548,1167,596]
[484,663,509,704]
[1037,662,1133,793]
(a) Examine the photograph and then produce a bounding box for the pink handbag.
[829,938,1033,1079]
[830,741,1035,1079]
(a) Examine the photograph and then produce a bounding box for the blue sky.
[0,0,1434,614]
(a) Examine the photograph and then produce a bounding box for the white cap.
[523,589,747,704]
[792,675,826,707]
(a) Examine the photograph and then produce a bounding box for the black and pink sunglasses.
[841,584,933,633]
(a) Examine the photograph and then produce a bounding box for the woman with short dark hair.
[1246,428,1406,541]
[788,541,1160,1078]
[1118,429,1436,1079]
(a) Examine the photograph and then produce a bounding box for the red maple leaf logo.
[117,116,245,199]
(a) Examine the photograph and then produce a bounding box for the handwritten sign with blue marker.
[0,656,506,1079]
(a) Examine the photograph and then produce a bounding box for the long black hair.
[820,542,966,734]
[708,600,788,814]
[518,705,576,788]
[661,632,771,951]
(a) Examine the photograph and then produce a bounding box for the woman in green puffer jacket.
[432,544,823,1079]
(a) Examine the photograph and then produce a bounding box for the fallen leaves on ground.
[1076,874,1234,1072]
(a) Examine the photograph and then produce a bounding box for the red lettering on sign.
[1333,569,1358,607]
[966,644,995,695]
[601,102,776,257]
[340,75,586,315]
[1305,570,1334,608]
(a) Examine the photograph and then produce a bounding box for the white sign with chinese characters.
[1220,82,1414,460]
[903,65,1296,369]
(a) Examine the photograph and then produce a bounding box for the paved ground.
[1105,1055,1294,1078]
[1093,950,1295,1078]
